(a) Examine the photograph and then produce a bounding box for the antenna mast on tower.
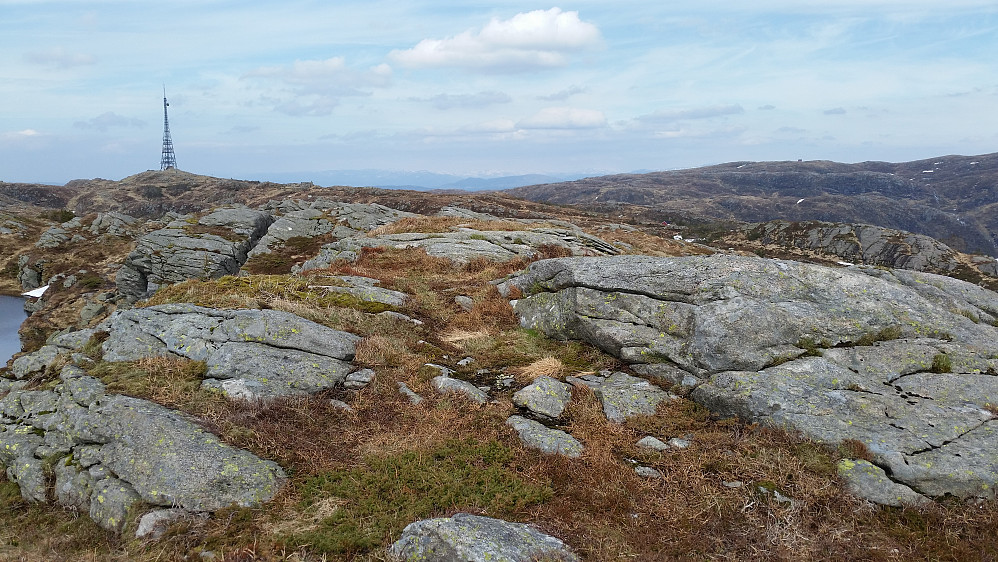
[160,85,177,170]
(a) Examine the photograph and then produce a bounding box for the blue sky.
[2,0,997,184]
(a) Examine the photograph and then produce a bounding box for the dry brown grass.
[439,328,490,344]
[591,227,713,257]
[512,356,565,382]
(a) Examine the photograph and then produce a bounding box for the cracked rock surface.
[1,366,286,531]
[303,226,619,268]
[100,303,361,399]
[117,206,273,299]
[500,254,998,500]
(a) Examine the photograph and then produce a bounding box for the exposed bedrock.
[0,366,285,532]
[498,255,998,500]
[301,226,619,270]
[116,206,274,299]
[99,303,362,399]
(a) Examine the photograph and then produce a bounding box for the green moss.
[794,443,836,477]
[287,438,553,555]
[39,209,75,223]
[145,274,395,314]
[853,325,903,347]
[0,479,22,506]
[461,328,615,373]
[80,331,109,360]
[180,223,241,242]
[87,358,214,411]
[796,337,827,357]
[77,275,104,290]
[930,353,952,374]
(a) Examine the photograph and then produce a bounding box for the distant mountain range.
[250,170,593,191]
[508,153,998,256]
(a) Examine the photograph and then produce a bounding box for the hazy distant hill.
[251,170,585,191]
[508,153,998,256]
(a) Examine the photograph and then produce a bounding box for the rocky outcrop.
[100,304,362,399]
[247,208,350,258]
[116,206,273,299]
[35,226,71,248]
[302,226,619,269]
[742,220,998,282]
[499,255,998,500]
[390,513,579,562]
[17,255,43,290]
[88,212,138,237]
[0,365,285,532]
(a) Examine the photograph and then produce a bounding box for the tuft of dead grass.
[440,328,490,344]
[512,356,565,382]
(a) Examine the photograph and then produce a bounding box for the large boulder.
[117,206,273,299]
[499,255,998,499]
[0,366,286,531]
[390,513,579,562]
[100,303,361,399]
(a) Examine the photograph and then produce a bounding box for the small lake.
[1,295,26,365]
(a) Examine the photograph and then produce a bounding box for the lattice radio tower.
[160,85,177,170]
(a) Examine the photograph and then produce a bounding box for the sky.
[2,0,998,185]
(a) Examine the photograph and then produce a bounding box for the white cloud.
[537,85,587,101]
[653,126,747,139]
[245,58,391,95]
[823,107,847,115]
[23,47,95,69]
[635,105,745,123]
[73,112,146,132]
[517,107,607,129]
[390,8,601,71]
[243,58,392,117]
[414,91,512,110]
[0,129,44,147]
[461,119,517,134]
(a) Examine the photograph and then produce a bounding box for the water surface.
[1,295,26,366]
